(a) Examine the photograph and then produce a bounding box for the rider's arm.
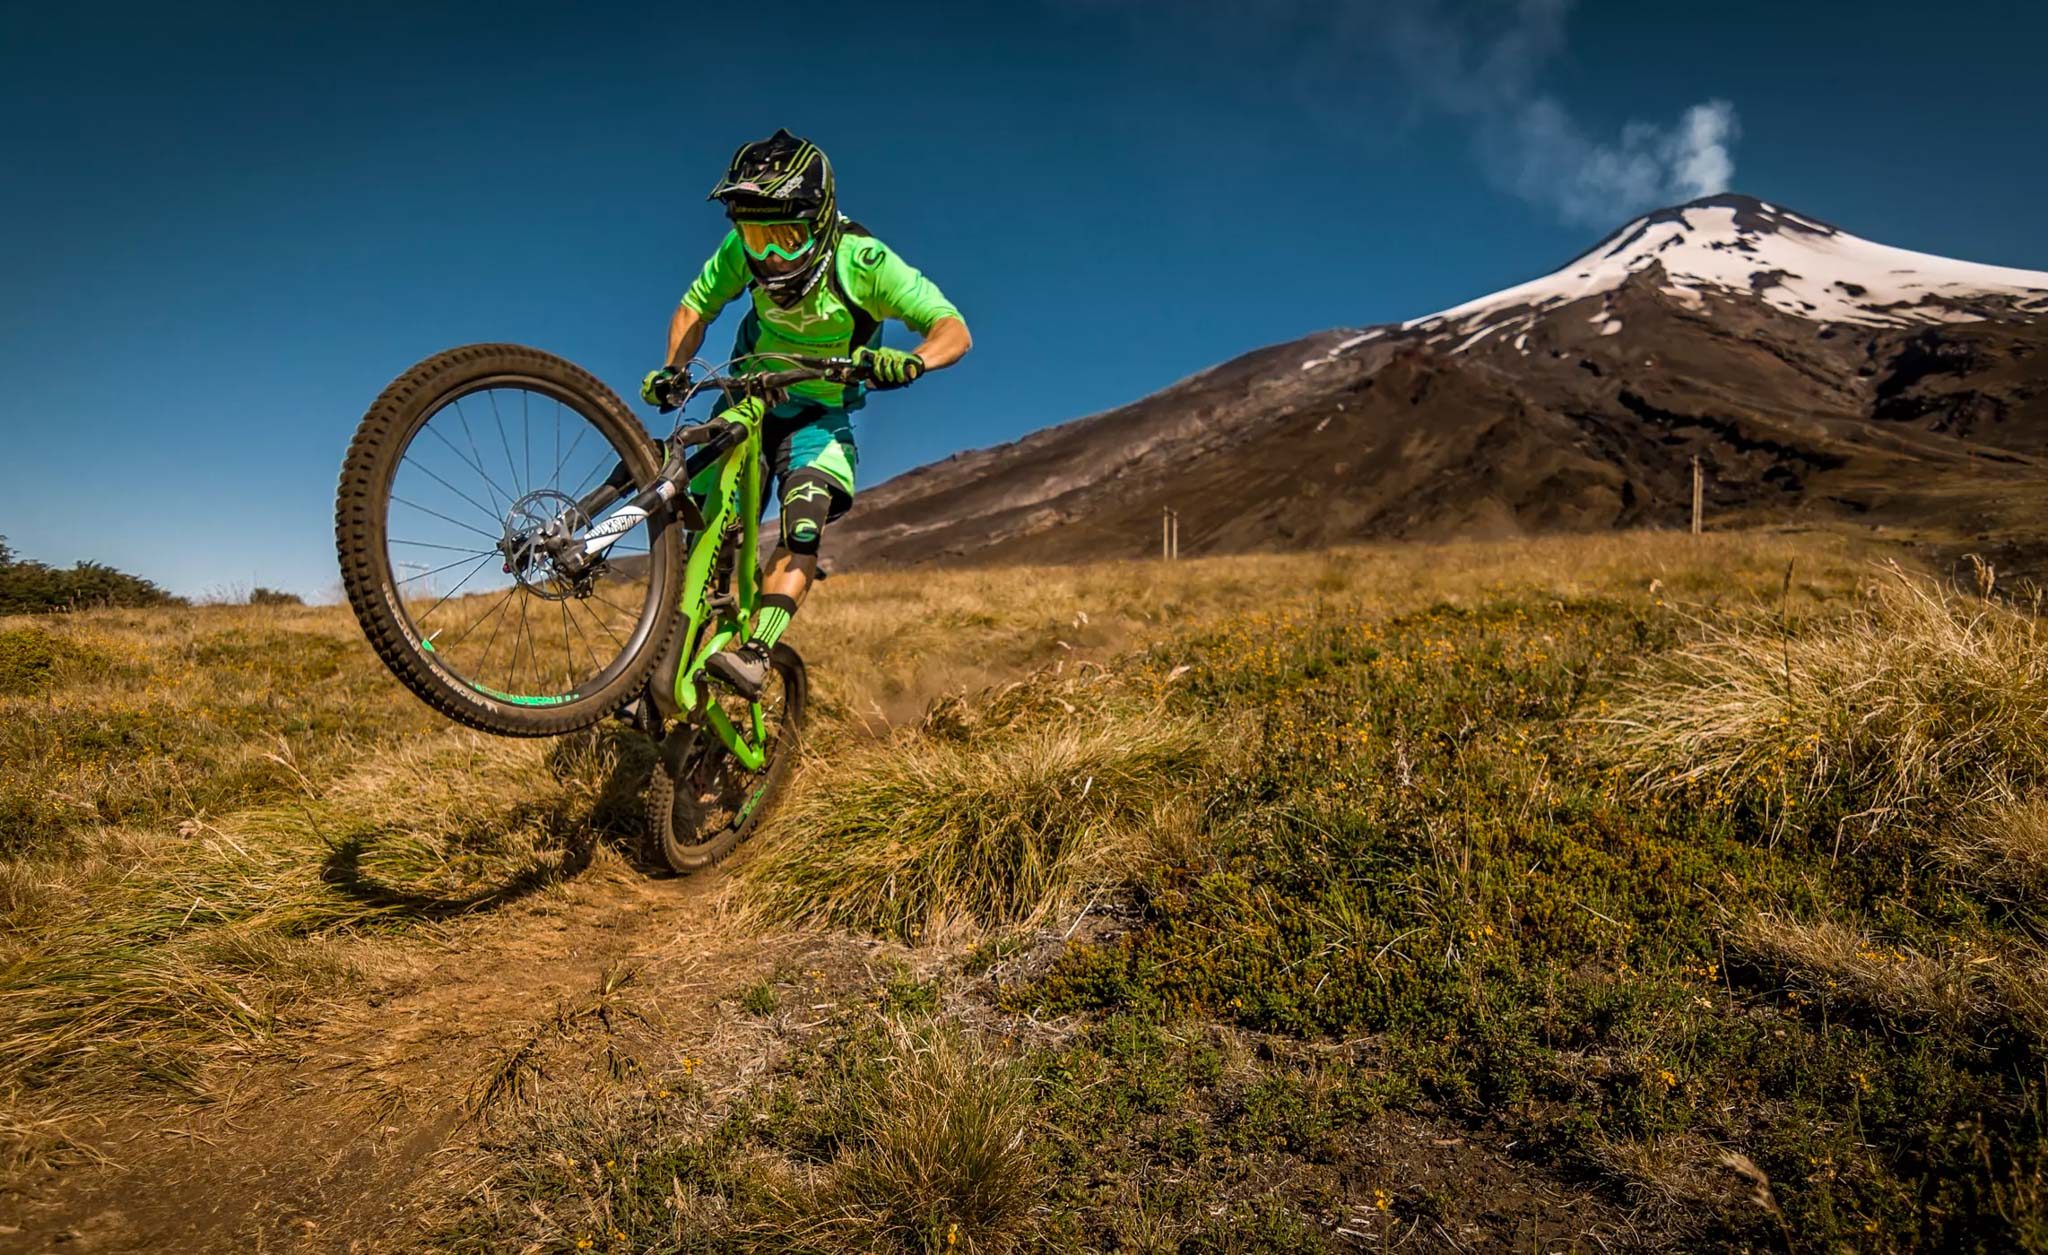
[858,240,971,371]
[910,316,972,371]
[666,304,711,368]
[668,230,750,366]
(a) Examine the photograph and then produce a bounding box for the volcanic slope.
[829,194,2048,569]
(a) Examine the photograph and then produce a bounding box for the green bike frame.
[668,415,773,772]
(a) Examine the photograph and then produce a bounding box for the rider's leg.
[707,466,846,696]
[761,546,818,606]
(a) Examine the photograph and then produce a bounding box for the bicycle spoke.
[402,454,509,527]
[416,554,497,625]
[523,390,532,506]
[391,495,502,542]
[573,593,629,652]
[553,419,592,495]
[389,538,498,557]
[568,453,614,503]
[422,420,513,516]
[481,392,523,501]
[583,586,640,627]
[437,584,517,655]
[448,397,510,515]
[468,587,518,681]
[513,592,534,693]
[397,551,496,588]
[559,599,577,691]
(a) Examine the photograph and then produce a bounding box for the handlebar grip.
[651,368,693,413]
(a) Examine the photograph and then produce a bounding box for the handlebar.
[655,355,874,417]
[747,355,873,389]
[632,356,878,530]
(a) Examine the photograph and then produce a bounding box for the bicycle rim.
[381,374,664,710]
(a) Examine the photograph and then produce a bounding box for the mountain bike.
[335,344,873,872]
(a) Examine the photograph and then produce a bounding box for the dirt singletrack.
[2,849,826,1253]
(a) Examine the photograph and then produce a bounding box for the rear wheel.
[335,344,683,736]
[646,645,807,873]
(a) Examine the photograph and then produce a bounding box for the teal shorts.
[712,397,858,515]
[768,404,857,505]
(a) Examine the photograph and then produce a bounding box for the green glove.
[641,364,689,410]
[854,346,925,390]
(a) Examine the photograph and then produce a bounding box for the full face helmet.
[708,128,841,308]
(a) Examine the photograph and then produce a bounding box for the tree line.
[0,535,186,613]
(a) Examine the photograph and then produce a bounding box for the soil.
[0,860,822,1253]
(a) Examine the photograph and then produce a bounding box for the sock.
[747,593,799,653]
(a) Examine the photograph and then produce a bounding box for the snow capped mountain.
[1302,195,2048,372]
[836,194,2048,575]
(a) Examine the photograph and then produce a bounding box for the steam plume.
[1066,0,1742,226]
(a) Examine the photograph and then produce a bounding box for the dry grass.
[1731,914,1986,1029]
[742,671,1222,944]
[0,601,436,858]
[0,730,625,1105]
[1731,911,2048,1048]
[795,528,1876,727]
[746,1025,1041,1254]
[1601,563,2048,834]
[1939,796,2048,905]
[1,526,1910,1238]
[0,530,1876,1101]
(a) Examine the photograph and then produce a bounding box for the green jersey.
[680,226,961,406]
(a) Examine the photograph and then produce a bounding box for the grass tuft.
[1602,564,2048,836]
[749,1025,1040,1254]
[1939,796,2048,905]
[743,691,1218,944]
[1731,913,1984,1029]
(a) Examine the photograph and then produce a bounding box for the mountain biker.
[642,129,971,699]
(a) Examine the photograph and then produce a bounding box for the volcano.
[828,195,2048,571]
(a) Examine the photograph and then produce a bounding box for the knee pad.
[779,474,838,556]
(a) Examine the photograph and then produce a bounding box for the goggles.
[736,218,816,263]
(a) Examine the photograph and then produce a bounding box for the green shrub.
[0,628,67,695]
[0,536,183,613]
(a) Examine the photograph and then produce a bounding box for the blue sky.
[4,0,2045,597]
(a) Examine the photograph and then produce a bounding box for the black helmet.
[708,128,841,307]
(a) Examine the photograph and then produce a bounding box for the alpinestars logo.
[773,301,842,337]
[784,482,834,507]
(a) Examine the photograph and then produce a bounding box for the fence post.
[1162,507,1171,561]
[1691,456,1703,537]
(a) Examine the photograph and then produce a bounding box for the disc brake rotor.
[498,489,589,601]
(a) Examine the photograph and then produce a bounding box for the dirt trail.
[3,856,796,1253]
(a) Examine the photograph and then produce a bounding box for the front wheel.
[335,344,683,737]
[646,644,807,873]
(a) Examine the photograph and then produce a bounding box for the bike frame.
[539,355,859,765]
[668,419,772,771]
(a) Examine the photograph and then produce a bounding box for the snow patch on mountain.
[1299,328,1385,371]
[1299,195,2048,372]
[1401,195,2048,350]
